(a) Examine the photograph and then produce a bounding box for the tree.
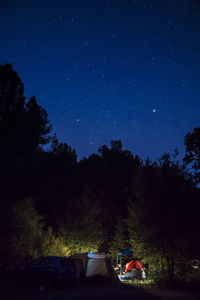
[97,141,141,236]
[109,220,129,260]
[25,96,52,151]
[0,198,67,270]
[184,127,200,182]
[0,198,44,269]
[127,154,198,282]
[0,64,25,118]
[0,64,26,153]
[79,141,142,251]
[58,186,104,255]
[51,134,77,162]
[0,64,52,154]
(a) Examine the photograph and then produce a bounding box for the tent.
[70,252,118,282]
[124,259,146,280]
[116,249,134,276]
[125,259,144,272]
[117,249,134,256]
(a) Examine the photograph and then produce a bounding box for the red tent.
[125,259,144,272]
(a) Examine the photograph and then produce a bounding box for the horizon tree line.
[0,63,200,282]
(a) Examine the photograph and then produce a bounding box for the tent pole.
[120,256,122,276]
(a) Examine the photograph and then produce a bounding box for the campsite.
[1,1,200,298]
[1,252,200,299]
[0,62,200,298]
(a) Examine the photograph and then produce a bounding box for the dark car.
[18,256,76,290]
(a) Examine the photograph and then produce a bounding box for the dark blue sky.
[1,0,200,160]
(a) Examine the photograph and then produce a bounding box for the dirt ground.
[1,282,200,300]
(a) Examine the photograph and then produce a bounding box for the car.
[18,256,76,290]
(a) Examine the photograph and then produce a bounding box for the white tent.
[86,253,109,277]
[70,252,118,281]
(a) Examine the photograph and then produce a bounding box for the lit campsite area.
[1,252,200,299]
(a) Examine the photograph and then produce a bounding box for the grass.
[120,278,156,289]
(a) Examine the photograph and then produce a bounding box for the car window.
[31,257,53,265]
[61,259,74,266]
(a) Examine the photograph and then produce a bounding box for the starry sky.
[1,0,200,160]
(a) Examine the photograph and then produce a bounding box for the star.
[1,0,199,162]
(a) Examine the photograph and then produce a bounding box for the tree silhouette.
[0,64,52,154]
[51,134,77,162]
[127,154,199,281]
[1,63,200,284]
[0,64,25,118]
[25,96,52,151]
[184,127,200,182]
[0,64,26,153]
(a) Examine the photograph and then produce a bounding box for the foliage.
[80,140,142,248]
[0,64,26,153]
[39,227,67,257]
[127,154,199,282]
[0,64,200,284]
[51,134,77,162]
[184,127,200,182]
[59,187,104,255]
[0,64,25,117]
[109,220,129,260]
[0,64,52,154]
[25,96,52,151]
[0,198,67,270]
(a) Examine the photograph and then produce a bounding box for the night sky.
[1,0,200,160]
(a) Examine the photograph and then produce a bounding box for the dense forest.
[0,64,200,283]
